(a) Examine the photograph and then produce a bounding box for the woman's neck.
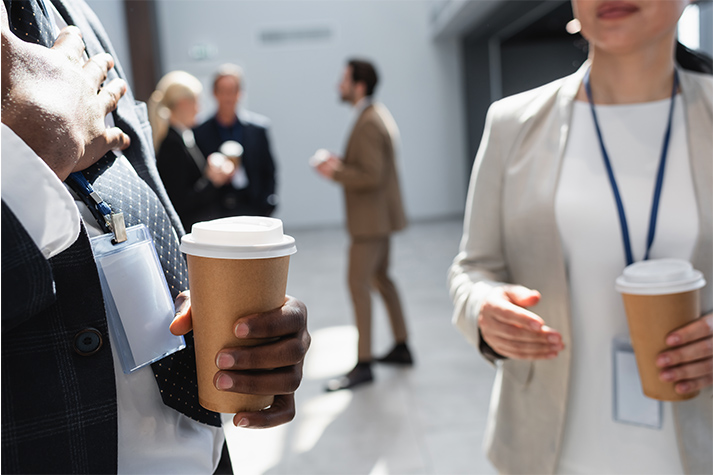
[169,115,189,132]
[577,38,677,104]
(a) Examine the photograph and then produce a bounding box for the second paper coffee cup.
[181,216,296,413]
[615,259,705,401]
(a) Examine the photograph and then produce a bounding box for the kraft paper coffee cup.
[220,140,243,168]
[615,259,706,401]
[181,216,296,413]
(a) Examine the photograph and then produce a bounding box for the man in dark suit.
[194,64,278,217]
[1,1,309,473]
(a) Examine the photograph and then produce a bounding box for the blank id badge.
[612,335,662,429]
[91,224,185,374]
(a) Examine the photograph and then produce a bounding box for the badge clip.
[108,212,127,244]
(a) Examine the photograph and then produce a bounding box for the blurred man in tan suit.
[315,59,412,391]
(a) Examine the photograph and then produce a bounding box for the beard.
[340,88,353,103]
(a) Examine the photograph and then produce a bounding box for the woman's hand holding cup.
[656,313,713,395]
[206,152,235,187]
[479,285,565,360]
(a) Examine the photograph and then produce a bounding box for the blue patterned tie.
[4,0,56,46]
[83,153,221,427]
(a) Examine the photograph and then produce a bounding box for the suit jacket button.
[73,328,103,356]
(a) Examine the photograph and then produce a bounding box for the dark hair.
[676,41,713,75]
[348,59,379,96]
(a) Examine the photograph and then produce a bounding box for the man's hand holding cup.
[171,291,310,428]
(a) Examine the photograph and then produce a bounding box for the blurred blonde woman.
[149,70,233,230]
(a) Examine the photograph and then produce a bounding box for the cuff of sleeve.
[1,125,80,259]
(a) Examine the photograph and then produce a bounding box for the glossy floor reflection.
[223,218,497,475]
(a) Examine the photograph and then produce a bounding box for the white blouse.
[555,96,697,474]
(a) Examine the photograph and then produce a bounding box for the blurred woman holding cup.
[149,71,234,230]
[448,1,711,473]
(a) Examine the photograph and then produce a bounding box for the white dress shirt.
[555,97,694,474]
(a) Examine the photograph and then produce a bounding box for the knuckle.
[674,366,688,380]
[291,338,308,362]
[286,369,302,393]
[704,338,713,353]
[704,358,713,374]
[705,315,713,333]
[107,90,118,109]
[481,300,496,316]
[302,330,312,352]
[240,375,258,395]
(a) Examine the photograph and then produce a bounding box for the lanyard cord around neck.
[584,68,679,266]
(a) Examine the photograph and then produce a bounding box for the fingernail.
[660,371,674,382]
[530,321,542,331]
[656,355,670,367]
[237,417,250,428]
[216,353,235,369]
[666,334,680,346]
[216,373,233,390]
[235,323,249,338]
[676,382,689,394]
[547,334,559,343]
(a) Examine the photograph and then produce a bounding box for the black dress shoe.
[325,362,373,392]
[375,343,414,365]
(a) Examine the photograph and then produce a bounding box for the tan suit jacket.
[333,102,407,238]
[448,62,712,474]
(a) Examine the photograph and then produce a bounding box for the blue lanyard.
[584,68,678,266]
[67,172,127,243]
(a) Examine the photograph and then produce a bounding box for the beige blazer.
[448,63,713,474]
[333,102,407,239]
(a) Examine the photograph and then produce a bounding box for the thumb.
[102,126,131,151]
[504,285,541,308]
[170,292,193,336]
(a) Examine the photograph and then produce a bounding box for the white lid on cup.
[180,216,296,259]
[615,258,706,295]
[220,140,243,158]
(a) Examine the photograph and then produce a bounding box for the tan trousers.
[348,236,408,361]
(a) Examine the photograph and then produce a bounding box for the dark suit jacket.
[1,0,203,472]
[193,113,277,217]
[156,127,219,230]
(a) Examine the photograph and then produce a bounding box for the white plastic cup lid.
[180,216,296,259]
[308,148,331,167]
[615,258,706,295]
[220,140,243,158]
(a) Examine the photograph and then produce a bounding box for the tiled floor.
[223,218,497,475]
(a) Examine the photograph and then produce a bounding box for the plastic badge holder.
[612,335,662,429]
[91,224,186,373]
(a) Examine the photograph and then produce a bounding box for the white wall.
[155,0,467,229]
